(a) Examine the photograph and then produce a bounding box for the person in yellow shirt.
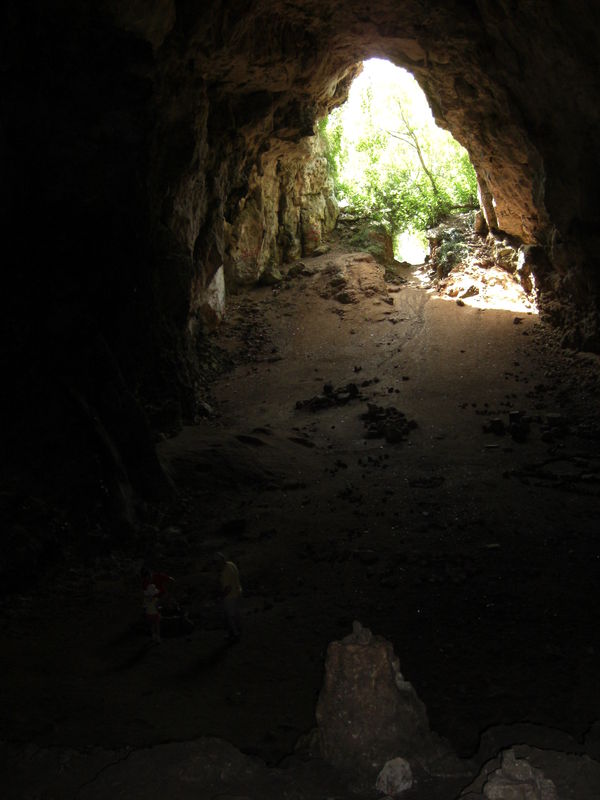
[215,552,243,641]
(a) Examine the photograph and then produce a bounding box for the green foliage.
[435,227,470,276]
[317,113,344,183]
[321,60,479,241]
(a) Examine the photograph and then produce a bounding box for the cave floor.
[3,242,600,795]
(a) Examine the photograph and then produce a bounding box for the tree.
[388,102,441,201]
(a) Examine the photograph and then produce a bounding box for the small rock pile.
[482,410,573,444]
[360,403,418,443]
[295,382,362,411]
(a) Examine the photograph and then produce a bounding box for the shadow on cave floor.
[2,240,600,782]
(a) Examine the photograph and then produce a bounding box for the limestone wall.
[224,136,338,289]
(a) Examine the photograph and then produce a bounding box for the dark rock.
[458,745,600,799]
[360,404,417,443]
[334,290,356,304]
[258,266,283,286]
[486,418,506,435]
[296,382,363,411]
[286,262,304,279]
[474,210,488,235]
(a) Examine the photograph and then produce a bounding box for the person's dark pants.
[224,596,242,638]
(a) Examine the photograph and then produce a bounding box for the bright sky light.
[349,58,434,128]
[334,60,431,187]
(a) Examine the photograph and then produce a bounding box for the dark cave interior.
[2,2,600,797]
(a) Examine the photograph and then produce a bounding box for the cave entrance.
[320,58,538,315]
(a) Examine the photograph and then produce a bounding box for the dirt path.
[3,244,600,777]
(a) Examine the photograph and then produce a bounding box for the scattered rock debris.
[506,455,600,494]
[360,403,418,443]
[483,409,574,443]
[295,382,362,411]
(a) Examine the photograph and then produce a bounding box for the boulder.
[315,621,457,778]
[483,750,557,799]
[459,745,600,800]
[376,757,414,796]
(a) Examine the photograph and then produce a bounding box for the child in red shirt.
[141,567,174,642]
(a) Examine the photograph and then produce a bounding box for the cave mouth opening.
[320,57,538,315]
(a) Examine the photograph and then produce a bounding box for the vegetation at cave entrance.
[319,59,478,254]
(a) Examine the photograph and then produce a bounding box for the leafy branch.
[387,102,440,199]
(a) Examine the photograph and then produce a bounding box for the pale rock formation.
[189,265,226,331]
[225,136,338,287]
[376,757,414,796]
[315,621,459,778]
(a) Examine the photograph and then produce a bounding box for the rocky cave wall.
[223,135,339,293]
[2,0,600,562]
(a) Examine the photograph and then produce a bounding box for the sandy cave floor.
[2,241,600,785]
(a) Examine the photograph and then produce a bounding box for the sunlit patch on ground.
[414,260,538,314]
